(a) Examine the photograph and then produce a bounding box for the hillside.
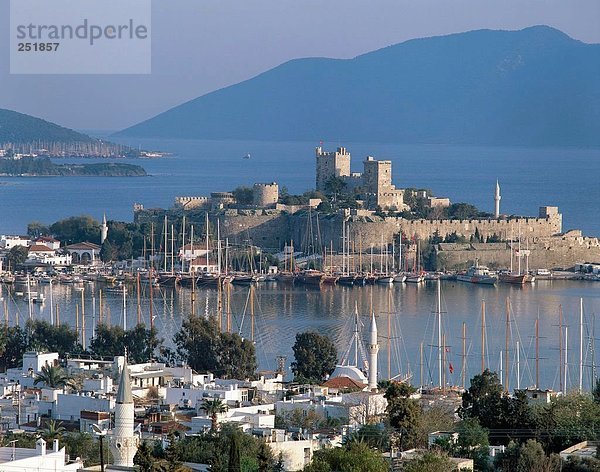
[0,157,147,176]
[0,109,95,143]
[116,26,600,147]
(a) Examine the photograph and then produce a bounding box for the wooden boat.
[295,270,323,286]
[337,275,356,286]
[321,274,339,285]
[498,272,535,285]
[275,272,296,284]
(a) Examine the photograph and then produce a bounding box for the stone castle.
[315,146,406,211]
[132,146,600,270]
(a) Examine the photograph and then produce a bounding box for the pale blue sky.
[1,0,599,130]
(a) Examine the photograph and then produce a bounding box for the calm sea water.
[1,140,599,390]
[2,279,599,391]
[0,139,599,236]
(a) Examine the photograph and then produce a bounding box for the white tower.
[494,181,501,218]
[368,312,379,390]
[101,213,108,245]
[110,358,138,467]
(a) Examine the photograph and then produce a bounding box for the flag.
[449,363,454,374]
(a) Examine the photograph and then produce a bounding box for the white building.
[0,438,82,472]
[0,235,31,249]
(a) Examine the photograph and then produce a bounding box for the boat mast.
[516,340,521,390]
[137,272,141,325]
[49,280,54,326]
[565,326,569,392]
[388,289,392,379]
[559,305,564,393]
[164,215,168,273]
[505,297,510,392]
[535,316,539,389]
[354,305,359,367]
[420,341,424,389]
[481,299,486,373]
[217,219,222,276]
[579,297,584,393]
[171,224,175,274]
[181,216,186,273]
[437,279,442,389]
[461,322,466,390]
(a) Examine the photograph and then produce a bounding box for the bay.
[0,138,599,236]
[2,279,599,391]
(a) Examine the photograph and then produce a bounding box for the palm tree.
[34,364,72,389]
[40,419,66,441]
[200,398,228,432]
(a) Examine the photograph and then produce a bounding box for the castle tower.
[494,181,501,218]
[315,146,351,192]
[368,312,379,390]
[101,213,108,244]
[110,358,138,468]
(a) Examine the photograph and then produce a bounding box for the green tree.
[100,240,116,262]
[50,215,101,245]
[384,382,422,449]
[27,221,50,238]
[456,418,490,471]
[90,323,162,363]
[232,186,254,205]
[34,364,72,389]
[460,370,503,426]
[200,398,228,433]
[134,441,155,472]
[0,325,28,370]
[7,245,29,268]
[323,176,347,195]
[175,315,256,379]
[403,451,455,472]
[26,320,81,357]
[228,432,241,472]
[291,331,337,383]
[305,442,388,472]
[257,441,273,472]
[40,420,66,441]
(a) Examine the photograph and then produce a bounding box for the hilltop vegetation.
[0,157,147,176]
[0,108,94,143]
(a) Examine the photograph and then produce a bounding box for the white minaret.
[368,312,379,390]
[110,357,138,467]
[101,213,109,245]
[494,180,501,218]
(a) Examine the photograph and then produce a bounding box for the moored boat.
[456,264,497,285]
[296,270,324,286]
[498,272,535,285]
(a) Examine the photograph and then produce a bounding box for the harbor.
[1,273,599,393]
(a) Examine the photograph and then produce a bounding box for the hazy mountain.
[116,26,600,147]
[0,108,95,143]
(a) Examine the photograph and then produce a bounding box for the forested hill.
[0,157,147,176]
[0,108,95,143]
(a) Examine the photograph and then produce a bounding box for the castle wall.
[217,210,290,250]
[437,235,600,270]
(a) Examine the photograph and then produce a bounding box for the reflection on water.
[1,279,599,391]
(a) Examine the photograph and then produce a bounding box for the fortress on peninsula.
[133,146,600,270]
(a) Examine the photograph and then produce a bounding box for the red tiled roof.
[35,236,59,243]
[66,242,101,250]
[322,377,366,390]
[28,244,53,252]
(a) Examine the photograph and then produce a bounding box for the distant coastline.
[0,157,147,177]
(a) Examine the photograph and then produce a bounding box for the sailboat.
[405,240,425,284]
[275,241,296,284]
[499,224,535,285]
